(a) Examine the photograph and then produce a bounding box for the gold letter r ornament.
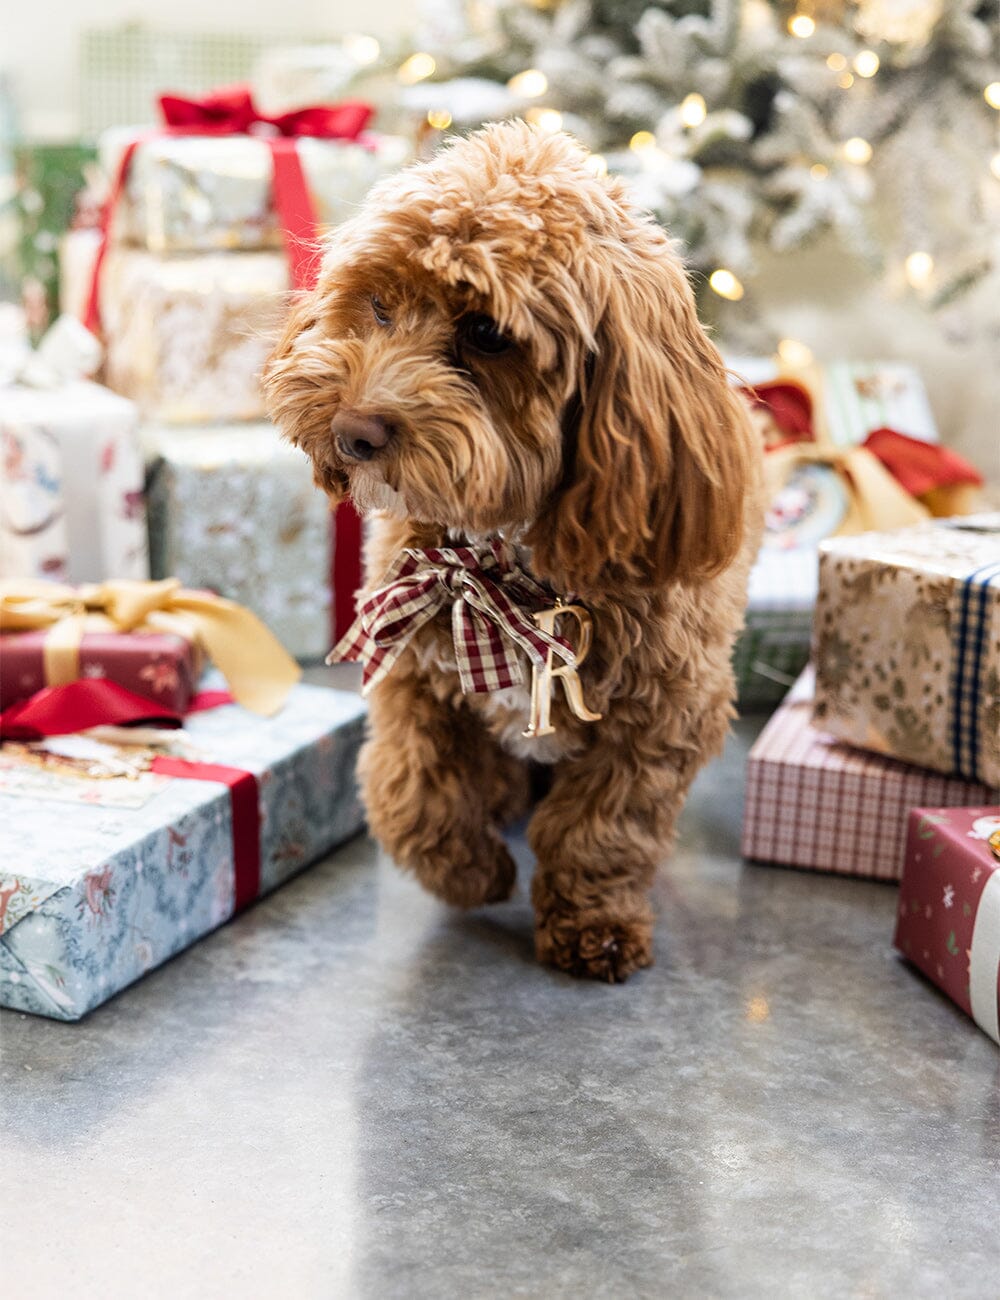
[522,604,602,739]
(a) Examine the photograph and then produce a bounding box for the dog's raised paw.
[406,830,517,910]
[535,911,653,983]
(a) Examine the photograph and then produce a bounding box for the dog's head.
[264,120,757,594]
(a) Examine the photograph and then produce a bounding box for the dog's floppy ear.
[262,291,352,505]
[526,219,759,595]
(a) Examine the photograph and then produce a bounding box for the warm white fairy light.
[904,251,934,288]
[680,92,707,128]
[777,338,814,367]
[526,106,563,132]
[810,163,829,179]
[788,13,816,38]
[507,69,548,98]
[853,50,880,78]
[709,268,744,300]
[585,153,608,177]
[842,136,873,165]
[991,151,1000,180]
[398,52,436,84]
[426,109,452,130]
[343,34,381,67]
[985,83,1000,109]
[826,52,847,72]
[837,72,855,89]
[629,130,657,152]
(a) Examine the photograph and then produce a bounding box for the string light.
[777,338,814,367]
[585,153,608,177]
[826,52,847,72]
[398,52,436,84]
[525,106,563,132]
[343,34,381,67]
[709,268,744,300]
[853,50,880,77]
[426,109,452,130]
[507,69,548,97]
[629,130,657,152]
[842,136,873,165]
[788,13,816,38]
[837,72,855,89]
[991,152,1000,180]
[904,251,934,288]
[810,163,829,179]
[985,83,1000,109]
[745,996,770,1023]
[680,92,707,127]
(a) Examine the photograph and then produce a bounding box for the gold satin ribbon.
[764,440,931,536]
[0,578,301,716]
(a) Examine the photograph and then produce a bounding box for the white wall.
[4,0,413,137]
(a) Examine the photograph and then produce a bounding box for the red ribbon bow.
[84,83,373,332]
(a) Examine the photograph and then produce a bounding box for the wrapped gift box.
[145,423,335,661]
[814,516,1000,787]
[730,358,941,707]
[100,248,287,422]
[742,670,999,878]
[894,805,1000,1044]
[0,682,366,1020]
[0,627,200,713]
[0,378,148,583]
[100,127,412,254]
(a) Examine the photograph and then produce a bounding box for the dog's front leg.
[358,660,529,908]
[528,708,726,981]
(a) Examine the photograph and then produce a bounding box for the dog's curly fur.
[264,121,763,982]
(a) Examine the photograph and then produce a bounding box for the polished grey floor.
[3,696,999,1299]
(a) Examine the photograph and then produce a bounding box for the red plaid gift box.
[894,806,1000,1044]
[742,670,999,879]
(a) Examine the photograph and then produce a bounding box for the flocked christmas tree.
[394,0,1000,333]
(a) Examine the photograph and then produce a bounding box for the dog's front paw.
[534,905,653,983]
[405,829,517,910]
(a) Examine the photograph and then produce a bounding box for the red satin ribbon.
[151,755,261,912]
[0,678,182,740]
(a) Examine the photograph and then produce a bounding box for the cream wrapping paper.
[101,248,287,422]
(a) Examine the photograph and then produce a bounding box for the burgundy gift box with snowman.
[894,806,1000,1045]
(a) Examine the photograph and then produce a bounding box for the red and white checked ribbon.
[328,540,576,695]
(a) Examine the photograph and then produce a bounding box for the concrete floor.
[3,704,999,1299]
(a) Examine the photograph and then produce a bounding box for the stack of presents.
[739,362,998,1044]
[1,76,997,1039]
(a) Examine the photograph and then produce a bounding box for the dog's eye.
[459,313,511,356]
[371,295,391,327]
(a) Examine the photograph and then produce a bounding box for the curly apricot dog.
[265,121,762,981]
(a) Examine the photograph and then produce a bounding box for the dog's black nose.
[332,411,394,462]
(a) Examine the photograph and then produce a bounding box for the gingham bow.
[329,540,576,695]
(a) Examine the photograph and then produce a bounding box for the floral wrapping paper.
[0,379,148,583]
[145,422,334,661]
[0,629,200,712]
[100,128,412,254]
[813,517,1000,787]
[0,682,367,1020]
[741,669,998,878]
[728,359,940,705]
[894,805,1000,1045]
[100,248,287,423]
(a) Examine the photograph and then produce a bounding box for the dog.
[264,121,763,982]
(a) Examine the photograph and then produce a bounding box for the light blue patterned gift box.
[0,684,366,1021]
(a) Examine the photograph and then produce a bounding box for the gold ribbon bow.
[764,440,930,536]
[0,578,300,716]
